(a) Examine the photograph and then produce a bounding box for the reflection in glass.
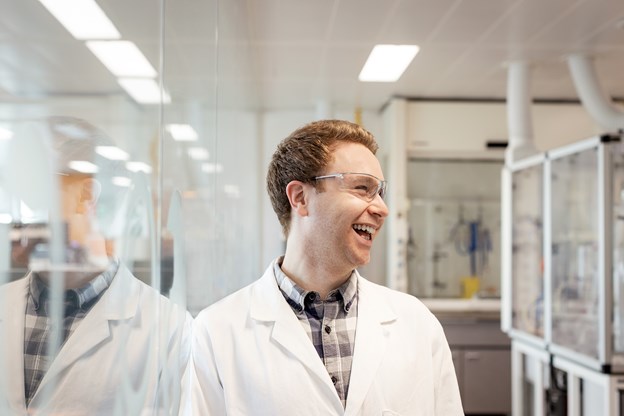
[550,148,599,359]
[511,164,544,337]
[0,118,190,415]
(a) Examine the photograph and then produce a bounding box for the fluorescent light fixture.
[96,145,129,160]
[112,176,131,187]
[0,213,12,224]
[126,161,152,173]
[38,0,120,40]
[202,163,223,174]
[187,147,210,160]
[118,78,171,104]
[358,44,420,82]
[69,160,99,174]
[52,122,89,139]
[86,41,157,77]
[166,124,198,141]
[0,127,13,140]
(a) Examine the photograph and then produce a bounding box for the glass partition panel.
[550,147,600,360]
[0,0,195,413]
[161,0,260,316]
[406,158,502,299]
[511,163,544,337]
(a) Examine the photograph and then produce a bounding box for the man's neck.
[38,268,105,290]
[280,254,352,300]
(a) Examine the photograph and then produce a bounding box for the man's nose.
[369,194,389,218]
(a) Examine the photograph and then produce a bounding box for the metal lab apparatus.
[547,135,624,373]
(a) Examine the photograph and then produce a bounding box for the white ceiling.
[1,0,624,112]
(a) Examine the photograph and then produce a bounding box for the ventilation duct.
[568,53,624,132]
[505,61,538,165]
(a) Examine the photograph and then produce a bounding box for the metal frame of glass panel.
[506,133,624,376]
[546,135,622,373]
[503,154,548,348]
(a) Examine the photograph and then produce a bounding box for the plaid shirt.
[274,259,358,408]
[23,261,117,405]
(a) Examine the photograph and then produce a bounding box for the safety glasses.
[312,172,387,202]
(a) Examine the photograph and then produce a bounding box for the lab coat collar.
[250,263,342,410]
[250,260,399,415]
[345,277,397,416]
[32,264,142,403]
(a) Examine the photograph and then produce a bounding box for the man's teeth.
[353,224,375,235]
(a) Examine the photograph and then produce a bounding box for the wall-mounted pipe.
[568,53,624,132]
[505,61,538,165]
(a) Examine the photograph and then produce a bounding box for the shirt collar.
[29,259,118,311]
[273,256,358,313]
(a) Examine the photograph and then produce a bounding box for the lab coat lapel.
[0,277,29,409]
[249,266,340,401]
[345,276,397,416]
[34,265,141,398]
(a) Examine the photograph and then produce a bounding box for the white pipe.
[568,53,624,132]
[505,61,538,165]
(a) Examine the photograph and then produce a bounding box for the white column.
[506,61,538,165]
[382,98,409,292]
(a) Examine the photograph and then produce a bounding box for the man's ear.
[76,178,102,214]
[285,180,309,217]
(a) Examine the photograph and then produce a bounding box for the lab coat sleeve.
[188,312,227,415]
[431,317,464,415]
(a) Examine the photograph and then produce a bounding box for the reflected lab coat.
[0,264,192,415]
[190,261,463,415]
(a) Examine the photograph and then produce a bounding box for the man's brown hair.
[266,119,379,236]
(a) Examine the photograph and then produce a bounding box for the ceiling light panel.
[166,124,198,141]
[187,147,209,160]
[359,44,420,82]
[87,41,157,77]
[118,78,170,104]
[95,145,129,160]
[68,160,99,174]
[126,161,152,173]
[38,0,121,40]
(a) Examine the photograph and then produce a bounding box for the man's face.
[302,142,389,271]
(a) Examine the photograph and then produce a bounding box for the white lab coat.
[0,264,192,415]
[190,261,463,415]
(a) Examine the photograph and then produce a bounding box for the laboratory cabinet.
[503,133,624,415]
[441,318,511,415]
[547,135,624,372]
[504,134,624,372]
